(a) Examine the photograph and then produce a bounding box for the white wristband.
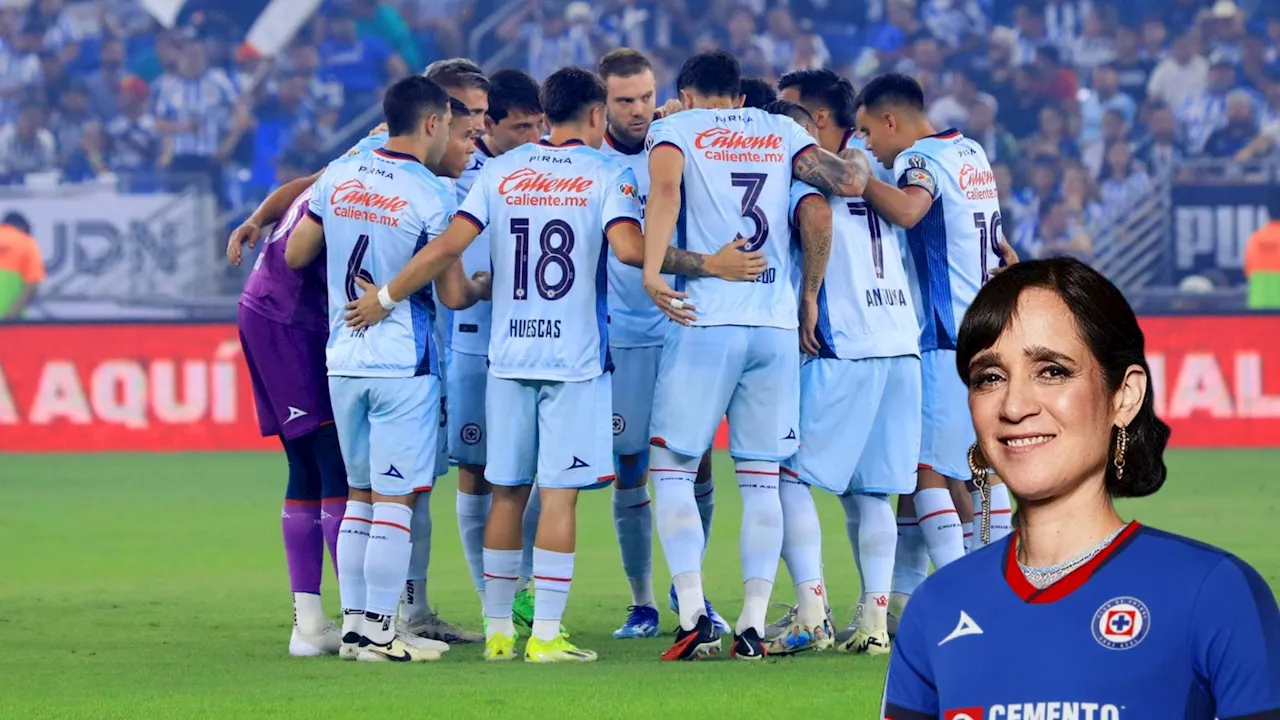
[377,286,397,310]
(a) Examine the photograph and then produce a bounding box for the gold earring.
[968,443,991,545]
[1113,425,1128,482]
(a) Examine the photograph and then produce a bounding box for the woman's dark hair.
[955,258,1170,498]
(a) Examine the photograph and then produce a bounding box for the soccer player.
[597,47,730,639]
[642,50,873,660]
[235,177,346,658]
[284,76,488,662]
[855,74,1015,624]
[774,69,922,656]
[739,77,778,109]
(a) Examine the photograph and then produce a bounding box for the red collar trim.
[1004,521,1143,604]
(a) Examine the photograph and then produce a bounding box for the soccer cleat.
[398,631,451,655]
[667,584,731,634]
[524,634,597,663]
[661,614,721,661]
[839,627,891,656]
[484,632,517,661]
[730,627,767,660]
[398,610,483,644]
[833,603,866,647]
[339,630,362,661]
[766,617,835,655]
[764,603,797,641]
[512,588,535,633]
[613,605,661,639]
[887,610,901,638]
[289,622,341,657]
[355,634,443,662]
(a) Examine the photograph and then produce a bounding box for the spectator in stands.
[1079,64,1138,144]
[1180,52,1253,153]
[1201,0,1247,62]
[1147,31,1208,110]
[1067,6,1118,74]
[106,75,159,175]
[400,0,472,58]
[286,43,343,117]
[967,96,1019,164]
[1202,89,1261,157]
[1098,141,1152,220]
[1134,101,1188,177]
[1000,67,1044,138]
[866,0,922,73]
[1236,81,1280,161]
[787,21,830,72]
[86,38,126,115]
[921,0,988,56]
[1082,108,1130,178]
[761,6,798,74]
[0,211,43,320]
[352,0,421,72]
[992,161,1018,229]
[1140,16,1169,61]
[1112,24,1155,102]
[1011,154,1060,237]
[902,35,946,99]
[1041,0,1093,49]
[1025,105,1081,160]
[0,16,41,124]
[35,47,70,110]
[498,1,597,81]
[1060,162,1104,229]
[727,5,771,70]
[154,37,237,198]
[49,79,90,168]
[1012,3,1052,66]
[1239,30,1279,94]
[1025,198,1094,260]
[929,68,994,132]
[1166,0,1209,36]
[1031,46,1079,105]
[0,100,55,180]
[320,10,407,121]
[975,26,1019,108]
[63,120,108,182]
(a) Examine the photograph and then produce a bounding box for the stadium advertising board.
[1172,182,1270,287]
[0,317,1277,452]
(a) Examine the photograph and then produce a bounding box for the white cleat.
[398,612,482,645]
[397,629,451,655]
[355,634,443,662]
[839,627,891,656]
[289,622,342,657]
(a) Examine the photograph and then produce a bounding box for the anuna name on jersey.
[455,139,643,382]
[601,129,668,349]
[307,146,455,378]
[894,128,1002,352]
[645,107,816,329]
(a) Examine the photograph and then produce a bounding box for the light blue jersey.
[600,129,668,349]
[645,107,817,329]
[456,139,643,382]
[893,129,1002,351]
[448,138,495,357]
[307,146,456,378]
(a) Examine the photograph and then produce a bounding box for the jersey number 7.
[511,218,576,301]
[847,201,885,280]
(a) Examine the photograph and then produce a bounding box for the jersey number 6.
[730,172,769,252]
[344,234,374,303]
[511,218,576,301]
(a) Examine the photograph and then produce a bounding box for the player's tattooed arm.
[792,146,871,198]
[796,194,832,356]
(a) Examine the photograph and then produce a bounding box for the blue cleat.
[613,605,661,639]
[668,584,731,634]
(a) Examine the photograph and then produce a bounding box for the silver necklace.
[1017,525,1127,590]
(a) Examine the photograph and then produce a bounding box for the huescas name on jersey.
[946,702,1122,720]
[693,127,786,164]
[498,168,592,207]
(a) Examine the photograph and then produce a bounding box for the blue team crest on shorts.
[461,423,482,445]
[612,413,625,436]
[1092,596,1150,650]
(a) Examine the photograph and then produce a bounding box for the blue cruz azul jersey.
[455,139,643,382]
[893,129,1003,352]
[447,137,496,356]
[813,133,919,360]
[883,523,1280,720]
[600,128,669,348]
[645,107,818,329]
[308,146,455,378]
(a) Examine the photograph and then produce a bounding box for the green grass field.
[2,450,1278,719]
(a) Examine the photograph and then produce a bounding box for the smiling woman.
[882,258,1280,720]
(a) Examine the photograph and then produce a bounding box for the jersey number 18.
[510,218,575,301]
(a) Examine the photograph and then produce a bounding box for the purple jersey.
[239,187,328,334]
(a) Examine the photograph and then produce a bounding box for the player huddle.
[229,46,1017,664]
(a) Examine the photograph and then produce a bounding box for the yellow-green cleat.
[512,589,535,633]
[484,632,517,661]
[524,634,597,663]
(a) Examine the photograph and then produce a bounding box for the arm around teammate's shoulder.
[862,177,933,230]
[791,145,873,198]
[1191,555,1280,719]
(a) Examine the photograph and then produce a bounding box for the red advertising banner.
[0,317,1277,452]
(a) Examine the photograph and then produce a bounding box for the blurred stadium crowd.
[0,0,1277,265]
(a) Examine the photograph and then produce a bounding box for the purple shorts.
[238,305,333,440]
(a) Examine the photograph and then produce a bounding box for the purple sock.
[283,500,324,593]
[321,498,345,576]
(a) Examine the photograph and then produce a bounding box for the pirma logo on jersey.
[693,127,786,163]
[958,163,998,201]
[329,179,409,226]
[1092,596,1150,650]
[946,704,1122,719]
[497,168,592,207]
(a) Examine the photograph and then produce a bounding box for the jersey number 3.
[511,218,575,301]
[344,234,374,303]
[731,172,769,251]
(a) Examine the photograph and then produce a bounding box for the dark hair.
[383,75,450,137]
[955,258,1170,498]
[763,99,812,126]
[598,48,651,80]
[676,50,740,98]
[855,73,925,113]
[1037,45,1062,66]
[448,96,470,119]
[540,66,606,124]
[739,77,777,109]
[487,68,542,123]
[778,68,857,128]
[2,212,30,234]
[424,58,489,92]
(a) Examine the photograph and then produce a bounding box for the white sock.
[456,491,490,594]
[402,492,431,621]
[736,459,782,636]
[962,521,974,553]
[852,494,896,632]
[482,547,520,638]
[780,477,824,625]
[519,487,541,589]
[613,485,655,608]
[737,577,772,636]
[651,446,703,629]
[293,592,326,634]
[913,487,965,569]
[362,610,396,645]
[891,517,929,599]
[336,500,372,616]
[839,493,865,586]
[532,548,574,641]
[988,483,1014,541]
[694,476,715,549]
[364,502,414,617]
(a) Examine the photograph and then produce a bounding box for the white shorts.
[484,372,615,490]
[784,355,921,496]
[446,349,488,467]
[610,345,661,456]
[650,325,800,462]
[329,374,441,496]
[920,349,974,481]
